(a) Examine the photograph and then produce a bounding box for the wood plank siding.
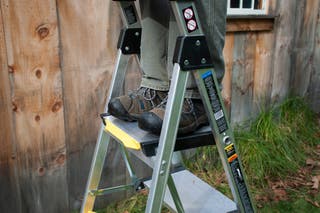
[55,0,126,209]
[1,0,68,212]
[0,0,319,212]
[292,0,320,110]
[0,3,21,212]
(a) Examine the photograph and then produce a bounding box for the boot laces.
[129,87,160,107]
[157,97,195,114]
[157,97,199,126]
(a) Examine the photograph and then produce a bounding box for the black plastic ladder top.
[117,28,142,55]
[113,0,142,55]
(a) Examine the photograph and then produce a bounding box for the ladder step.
[145,170,238,213]
[104,116,215,156]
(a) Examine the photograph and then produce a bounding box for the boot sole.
[138,113,209,135]
[177,115,209,135]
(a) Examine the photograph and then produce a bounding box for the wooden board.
[267,0,277,14]
[55,0,126,209]
[307,5,320,113]
[231,32,256,125]
[0,0,68,212]
[271,0,297,103]
[292,0,320,98]
[227,17,274,32]
[253,31,274,111]
[222,33,235,117]
[0,3,21,212]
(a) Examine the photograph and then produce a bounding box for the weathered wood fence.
[0,0,319,212]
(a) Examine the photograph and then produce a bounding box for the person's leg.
[139,0,170,91]
[108,0,171,121]
[195,0,227,85]
[166,14,200,99]
[138,0,228,92]
[138,0,228,135]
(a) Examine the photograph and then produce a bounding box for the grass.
[95,190,171,213]
[235,97,320,211]
[237,97,319,186]
[95,191,146,213]
[96,97,320,212]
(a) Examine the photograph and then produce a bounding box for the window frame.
[227,0,268,16]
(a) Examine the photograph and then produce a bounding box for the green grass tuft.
[236,97,319,186]
[96,192,148,213]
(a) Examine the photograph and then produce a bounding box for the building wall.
[0,0,319,212]
[223,0,320,125]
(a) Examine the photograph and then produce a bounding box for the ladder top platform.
[104,116,215,156]
[145,169,238,213]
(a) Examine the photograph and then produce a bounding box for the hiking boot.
[108,87,168,121]
[138,98,209,135]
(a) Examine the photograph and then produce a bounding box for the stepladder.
[81,1,256,213]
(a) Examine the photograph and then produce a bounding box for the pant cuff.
[141,77,170,91]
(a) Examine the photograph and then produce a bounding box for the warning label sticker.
[225,143,238,163]
[187,20,197,31]
[214,109,224,120]
[184,8,194,19]
[225,144,235,157]
[182,6,198,33]
[202,71,228,133]
[228,154,238,163]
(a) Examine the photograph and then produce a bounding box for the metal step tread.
[104,116,215,157]
[145,170,238,213]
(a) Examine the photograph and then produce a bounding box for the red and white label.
[182,6,198,32]
[184,8,194,20]
[187,20,197,31]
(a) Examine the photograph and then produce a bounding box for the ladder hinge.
[117,28,142,55]
[173,35,213,71]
